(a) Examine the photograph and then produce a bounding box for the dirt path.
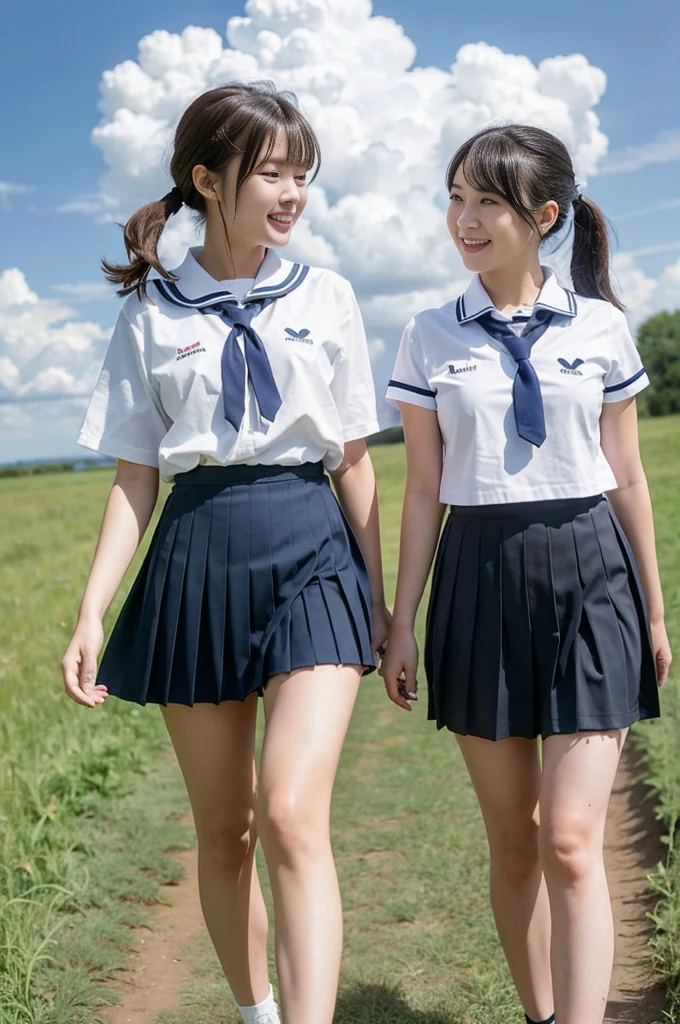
[604,744,667,1023]
[97,821,206,1024]
[97,747,667,1024]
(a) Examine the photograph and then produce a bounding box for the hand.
[379,626,419,712]
[372,601,392,659]
[650,619,672,688]
[61,616,108,708]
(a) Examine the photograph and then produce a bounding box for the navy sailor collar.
[455,266,578,324]
[153,246,309,308]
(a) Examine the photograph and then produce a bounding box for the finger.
[79,648,99,690]
[62,648,98,708]
[657,655,671,688]
[382,669,413,711]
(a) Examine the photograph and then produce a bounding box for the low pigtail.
[571,195,624,311]
[101,187,184,299]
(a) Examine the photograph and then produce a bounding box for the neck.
[197,227,266,281]
[480,260,545,316]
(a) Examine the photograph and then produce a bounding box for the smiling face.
[216,130,309,250]
[446,161,558,277]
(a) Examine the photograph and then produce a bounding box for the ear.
[192,164,220,203]
[536,199,559,237]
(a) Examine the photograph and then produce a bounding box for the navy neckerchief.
[154,262,309,431]
[469,306,572,448]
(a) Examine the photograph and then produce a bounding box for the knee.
[540,819,599,886]
[196,809,257,872]
[259,793,323,865]
[488,815,541,884]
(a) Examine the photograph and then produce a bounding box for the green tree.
[636,310,680,416]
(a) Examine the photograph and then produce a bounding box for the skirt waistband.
[450,494,605,519]
[173,462,325,487]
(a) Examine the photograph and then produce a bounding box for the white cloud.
[51,282,115,301]
[0,268,109,439]
[8,1,680,453]
[612,197,680,223]
[81,3,615,405]
[617,241,680,259]
[602,129,680,175]
[613,254,680,328]
[0,182,33,209]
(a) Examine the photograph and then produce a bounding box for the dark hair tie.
[162,186,184,216]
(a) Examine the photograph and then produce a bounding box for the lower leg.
[457,735,554,1021]
[196,836,271,1006]
[489,856,553,1021]
[259,665,362,1024]
[540,730,626,1024]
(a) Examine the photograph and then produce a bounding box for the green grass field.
[0,418,678,1023]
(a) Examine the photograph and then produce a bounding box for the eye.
[449,193,463,202]
[480,197,498,205]
[295,174,308,184]
[261,170,279,179]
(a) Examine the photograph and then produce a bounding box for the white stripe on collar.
[153,247,309,307]
[456,267,577,324]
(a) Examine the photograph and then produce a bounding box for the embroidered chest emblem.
[448,362,477,375]
[558,357,584,376]
[176,341,207,360]
[285,327,314,345]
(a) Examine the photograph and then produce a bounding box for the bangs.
[237,102,321,184]
[447,131,537,226]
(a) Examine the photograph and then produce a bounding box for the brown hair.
[446,124,623,310]
[102,82,321,297]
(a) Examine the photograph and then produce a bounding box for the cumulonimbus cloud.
[2,0,679,452]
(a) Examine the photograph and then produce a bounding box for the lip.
[267,213,294,234]
[459,238,491,254]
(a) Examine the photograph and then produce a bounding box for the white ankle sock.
[237,984,280,1023]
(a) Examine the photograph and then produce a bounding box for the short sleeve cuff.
[385,379,437,411]
[343,419,381,442]
[602,368,649,403]
[78,431,160,468]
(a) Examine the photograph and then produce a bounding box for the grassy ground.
[0,417,678,1023]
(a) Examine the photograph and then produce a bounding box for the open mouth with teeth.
[460,238,491,253]
[268,213,294,233]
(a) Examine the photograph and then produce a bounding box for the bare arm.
[380,404,446,710]
[600,398,672,686]
[62,459,160,706]
[330,438,390,652]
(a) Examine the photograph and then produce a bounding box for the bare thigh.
[456,734,542,849]
[162,696,260,848]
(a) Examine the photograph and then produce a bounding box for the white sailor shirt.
[386,268,649,505]
[79,248,379,481]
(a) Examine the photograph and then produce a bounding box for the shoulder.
[572,294,634,344]
[405,298,460,347]
[572,292,624,325]
[301,265,356,300]
[118,284,163,327]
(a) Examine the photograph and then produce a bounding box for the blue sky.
[1,0,679,461]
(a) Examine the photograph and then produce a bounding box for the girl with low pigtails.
[381,124,671,1024]
[62,82,390,1024]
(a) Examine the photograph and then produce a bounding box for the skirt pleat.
[97,463,375,706]
[426,495,660,739]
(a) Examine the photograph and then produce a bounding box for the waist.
[450,494,605,520]
[173,461,325,487]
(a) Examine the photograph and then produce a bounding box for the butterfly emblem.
[285,327,314,345]
[558,358,584,370]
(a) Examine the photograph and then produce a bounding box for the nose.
[279,176,301,205]
[457,202,480,230]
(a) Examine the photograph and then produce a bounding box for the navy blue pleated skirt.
[97,463,376,705]
[424,494,659,740]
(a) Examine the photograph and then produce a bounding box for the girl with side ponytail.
[381,123,671,1024]
[63,81,391,1024]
